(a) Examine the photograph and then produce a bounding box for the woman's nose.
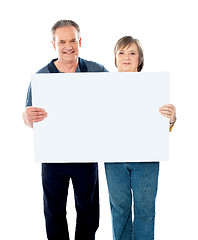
[124,54,130,59]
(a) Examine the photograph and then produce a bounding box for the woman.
[105,36,176,240]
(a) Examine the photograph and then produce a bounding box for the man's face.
[52,26,81,64]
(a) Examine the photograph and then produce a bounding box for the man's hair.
[114,36,144,72]
[51,20,81,41]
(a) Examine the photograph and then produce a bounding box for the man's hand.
[22,107,48,128]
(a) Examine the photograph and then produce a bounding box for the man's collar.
[47,58,87,73]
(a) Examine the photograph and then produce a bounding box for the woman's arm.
[159,104,176,132]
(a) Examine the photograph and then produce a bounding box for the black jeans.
[42,163,99,240]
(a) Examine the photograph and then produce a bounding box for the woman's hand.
[159,104,176,123]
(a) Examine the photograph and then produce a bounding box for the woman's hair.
[114,36,144,72]
[51,20,81,41]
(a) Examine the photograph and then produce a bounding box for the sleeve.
[102,66,108,72]
[86,60,109,72]
[97,63,108,72]
[25,83,32,107]
[169,118,176,132]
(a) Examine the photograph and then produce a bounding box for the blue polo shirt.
[26,58,108,107]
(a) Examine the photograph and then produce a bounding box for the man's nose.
[65,43,72,49]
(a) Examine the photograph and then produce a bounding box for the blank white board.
[31,72,169,162]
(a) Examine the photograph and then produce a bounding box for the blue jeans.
[105,162,159,240]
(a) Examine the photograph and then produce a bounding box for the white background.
[0,0,197,239]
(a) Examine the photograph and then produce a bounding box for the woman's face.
[116,43,139,72]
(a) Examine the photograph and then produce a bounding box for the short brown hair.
[114,36,144,72]
[51,20,81,41]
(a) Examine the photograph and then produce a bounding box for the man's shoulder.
[36,58,108,73]
[82,58,108,72]
[36,64,50,74]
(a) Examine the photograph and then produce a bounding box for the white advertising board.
[31,72,169,162]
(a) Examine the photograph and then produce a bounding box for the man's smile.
[63,50,75,54]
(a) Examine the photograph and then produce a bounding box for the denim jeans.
[105,162,159,240]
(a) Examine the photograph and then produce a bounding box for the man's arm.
[22,107,48,128]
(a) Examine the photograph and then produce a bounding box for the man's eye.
[59,41,65,44]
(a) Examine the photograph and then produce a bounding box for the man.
[23,20,108,240]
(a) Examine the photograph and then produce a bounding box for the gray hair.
[114,36,144,72]
[51,20,81,41]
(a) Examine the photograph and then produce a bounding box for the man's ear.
[79,37,82,47]
[52,40,56,50]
